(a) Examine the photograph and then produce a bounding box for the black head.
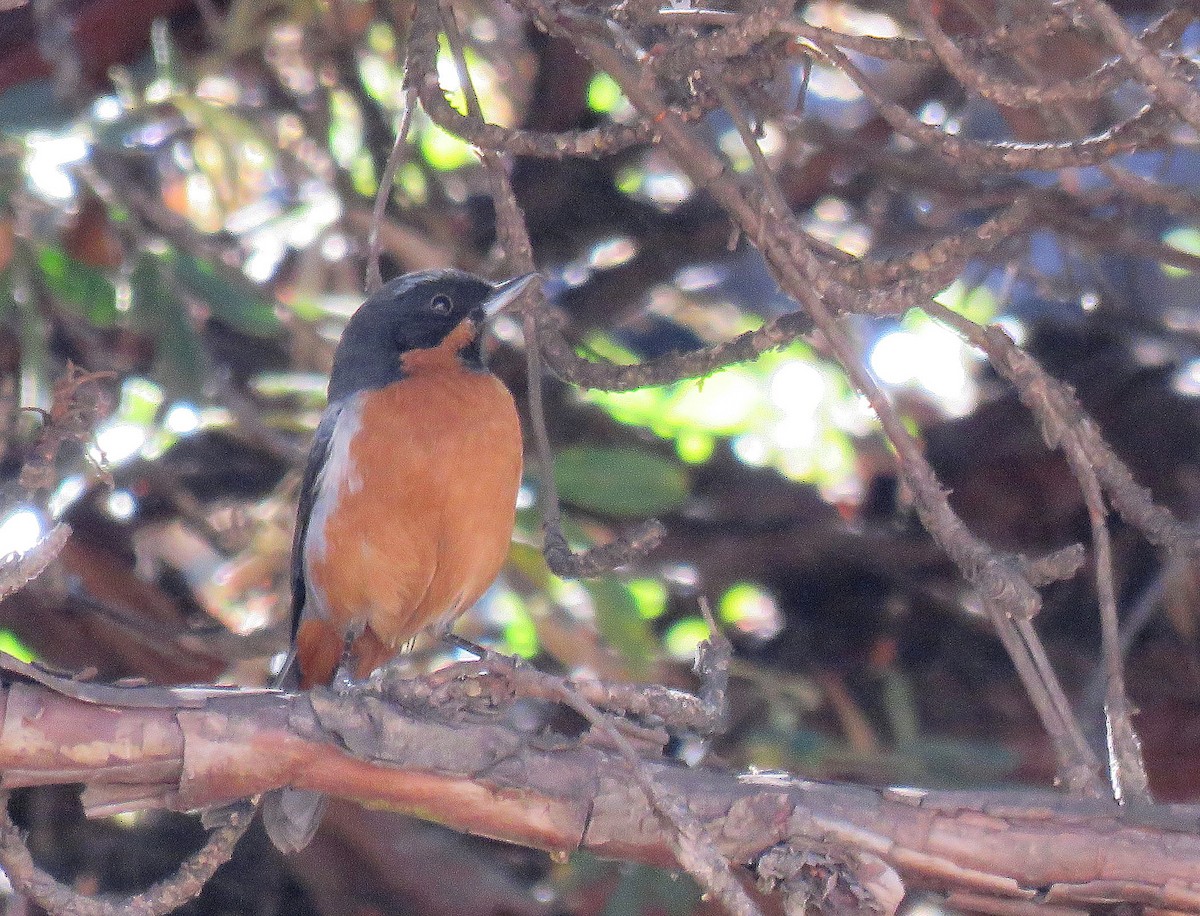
[327,269,533,402]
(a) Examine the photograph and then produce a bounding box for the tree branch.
[3,670,1200,913]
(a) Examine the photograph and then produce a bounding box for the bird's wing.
[275,401,342,688]
[264,403,344,851]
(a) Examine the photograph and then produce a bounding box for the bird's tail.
[262,787,328,854]
[262,650,329,854]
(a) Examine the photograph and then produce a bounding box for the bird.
[262,268,534,853]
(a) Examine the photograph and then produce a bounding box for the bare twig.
[403,6,653,158]
[366,89,418,294]
[378,654,721,732]
[1060,0,1200,134]
[922,304,1160,797]
[521,658,765,916]
[18,364,114,494]
[797,33,1172,174]
[0,797,253,916]
[906,1,1186,109]
[1080,565,1169,721]
[521,0,1106,794]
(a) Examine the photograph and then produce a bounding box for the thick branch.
[2,676,1200,912]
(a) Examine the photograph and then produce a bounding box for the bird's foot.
[331,622,366,694]
[441,633,522,670]
[330,667,359,695]
[442,632,488,658]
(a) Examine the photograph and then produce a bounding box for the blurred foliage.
[583,334,867,494]
[0,629,35,664]
[554,445,690,517]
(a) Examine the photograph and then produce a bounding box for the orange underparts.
[296,618,391,689]
[297,325,523,689]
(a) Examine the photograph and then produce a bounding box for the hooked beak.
[481,272,539,319]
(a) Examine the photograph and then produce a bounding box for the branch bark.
[4,669,1200,913]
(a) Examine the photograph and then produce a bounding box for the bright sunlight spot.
[588,236,638,270]
[628,578,667,619]
[587,73,627,115]
[24,130,89,202]
[49,475,87,518]
[718,582,783,640]
[164,403,202,435]
[0,508,44,560]
[586,339,866,496]
[1172,358,1200,397]
[93,423,148,465]
[869,323,977,416]
[663,616,712,661]
[105,490,137,521]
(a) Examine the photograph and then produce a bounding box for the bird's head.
[328,269,536,401]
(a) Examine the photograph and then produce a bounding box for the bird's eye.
[430,294,453,314]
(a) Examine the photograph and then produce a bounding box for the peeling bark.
[1,671,1200,913]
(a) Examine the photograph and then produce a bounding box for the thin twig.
[403,5,653,158]
[907,0,1183,108]
[1061,0,1200,134]
[797,32,1172,174]
[1080,565,1169,721]
[366,90,417,294]
[0,798,254,916]
[510,641,760,916]
[515,0,1105,794]
[922,302,1159,796]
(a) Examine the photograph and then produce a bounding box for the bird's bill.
[481,272,539,318]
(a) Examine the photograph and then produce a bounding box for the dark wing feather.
[263,402,342,852]
[274,402,342,688]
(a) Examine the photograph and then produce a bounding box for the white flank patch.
[303,395,365,618]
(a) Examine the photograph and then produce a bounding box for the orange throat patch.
[400,318,480,372]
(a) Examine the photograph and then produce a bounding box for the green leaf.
[129,253,205,399]
[170,250,281,336]
[586,578,656,678]
[0,629,36,663]
[1163,225,1200,277]
[554,446,688,517]
[37,245,117,327]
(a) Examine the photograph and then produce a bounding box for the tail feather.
[262,788,328,854]
[263,651,329,854]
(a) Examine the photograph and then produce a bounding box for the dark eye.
[430,294,453,314]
